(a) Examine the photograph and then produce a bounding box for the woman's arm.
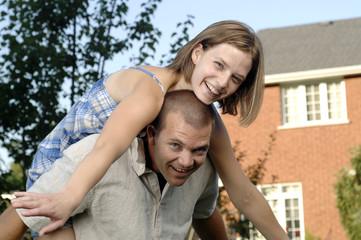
[38,228,75,240]
[208,112,289,240]
[0,206,28,240]
[12,77,164,236]
[62,79,163,204]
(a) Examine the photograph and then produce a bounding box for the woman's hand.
[11,190,76,236]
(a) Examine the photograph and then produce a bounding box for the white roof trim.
[265,65,361,84]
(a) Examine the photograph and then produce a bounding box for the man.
[1,90,227,240]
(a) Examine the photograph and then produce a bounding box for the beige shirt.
[18,134,218,240]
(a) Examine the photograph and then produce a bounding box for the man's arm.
[0,205,28,240]
[192,208,228,240]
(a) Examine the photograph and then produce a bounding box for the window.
[281,80,347,127]
[250,183,304,240]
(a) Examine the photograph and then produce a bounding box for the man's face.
[147,111,212,186]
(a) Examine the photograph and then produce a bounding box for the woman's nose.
[217,73,230,89]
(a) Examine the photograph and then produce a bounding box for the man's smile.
[170,165,194,173]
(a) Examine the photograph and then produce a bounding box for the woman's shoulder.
[136,66,180,90]
[105,68,150,102]
[107,66,175,85]
[107,66,179,101]
[103,67,165,103]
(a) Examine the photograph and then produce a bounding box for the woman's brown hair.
[167,20,264,126]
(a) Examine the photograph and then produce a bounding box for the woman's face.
[190,43,252,105]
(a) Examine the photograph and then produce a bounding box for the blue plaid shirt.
[27,76,118,189]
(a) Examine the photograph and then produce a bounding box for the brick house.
[221,17,361,239]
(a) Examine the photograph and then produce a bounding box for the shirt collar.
[129,137,153,176]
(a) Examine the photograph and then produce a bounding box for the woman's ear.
[146,125,157,145]
[191,43,203,64]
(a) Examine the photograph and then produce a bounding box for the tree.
[158,14,194,66]
[0,0,193,192]
[0,161,23,212]
[217,132,277,239]
[334,145,361,240]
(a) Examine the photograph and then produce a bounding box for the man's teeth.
[172,166,190,173]
[206,82,219,95]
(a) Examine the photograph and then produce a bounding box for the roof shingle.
[257,17,361,75]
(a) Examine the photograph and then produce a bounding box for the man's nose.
[178,151,194,168]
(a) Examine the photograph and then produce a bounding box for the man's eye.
[195,147,208,154]
[171,143,179,148]
[215,61,224,68]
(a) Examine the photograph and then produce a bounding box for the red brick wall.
[221,76,361,240]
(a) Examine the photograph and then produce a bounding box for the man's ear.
[146,125,157,145]
[191,43,203,64]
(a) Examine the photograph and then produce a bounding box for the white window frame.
[250,182,305,240]
[279,79,349,129]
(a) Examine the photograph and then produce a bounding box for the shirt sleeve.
[16,136,98,232]
[192,161,219,219]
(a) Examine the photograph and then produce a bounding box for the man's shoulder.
[64,134,100,163]
[189,157,217,184]
[200,157,216,173]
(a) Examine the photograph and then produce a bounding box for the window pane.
[327,82,343,120]
[282,186,289,193]
[293,210,299,218]
[261,185,278,196]
[285,197,301,240]
[282,185,300,193]
[295,220,300,228]
[269,199,278,208]
[286,210,291,218]
[306,84,321,121]
[282,86,300,124]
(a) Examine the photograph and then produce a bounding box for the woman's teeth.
[205,82,219,95]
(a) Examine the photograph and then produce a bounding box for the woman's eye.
[233,76,242,84]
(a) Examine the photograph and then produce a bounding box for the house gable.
[258,17,361,84]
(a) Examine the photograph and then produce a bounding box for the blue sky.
[147,0,361,35]
[1,0,361,167]
[105,0,361,72]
